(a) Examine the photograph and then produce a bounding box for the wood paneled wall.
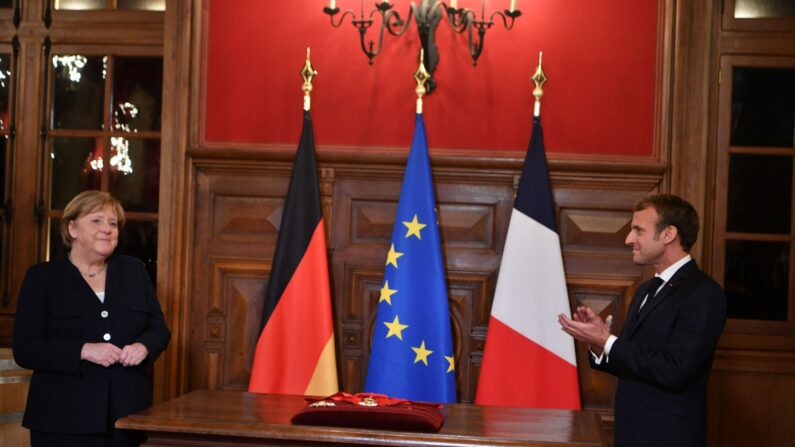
[156,2,795,446]
[182,148,663,414]
[177,148,795,446]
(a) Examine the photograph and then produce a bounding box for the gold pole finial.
[413,49,430,114]
[531,51,547,118]
[301,47,318,111]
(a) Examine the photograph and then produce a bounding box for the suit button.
[101,310,109,318]
[103,333,111,341]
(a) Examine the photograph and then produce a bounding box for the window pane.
[727,154,792,234]
[0,53,7,202]
[0,136,7,200]
[730,67,795,147]
[50,137,102,209]
[0,53,10,131]
[117,0,165,11]
[48,217,65,261]
[52,55,105,130]
[735,0,795,18]
[725,240,790,320]
[109,138,160,212]
[54,0,107,10]
[112,57,163,132]
[118,220,157,282]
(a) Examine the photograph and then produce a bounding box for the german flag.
[248,110,338,396]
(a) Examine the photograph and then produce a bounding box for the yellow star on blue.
[412,340,433,366]
[402,214,426,240]
[379,280,397,305]
[445,355,455,373]
[384,315,409,340]
[385,244,403,268]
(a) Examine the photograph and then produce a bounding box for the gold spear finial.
[414,49,430,114]
[531,51,547,118]
[301,47,318,111]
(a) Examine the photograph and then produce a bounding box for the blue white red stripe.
[476,117,580,409]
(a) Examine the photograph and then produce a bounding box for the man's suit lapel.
[623,281,652,334]
[627,260,698,337]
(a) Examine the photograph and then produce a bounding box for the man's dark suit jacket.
[12,254,171,434]
[591,260,726,447]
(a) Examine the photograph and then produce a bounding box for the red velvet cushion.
[291,393,445,433]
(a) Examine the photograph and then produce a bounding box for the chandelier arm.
[443,7,472,33]
[358,5,407,63]
[466,22,488,66]
[383,8,413,36]
[489,10,518,30]
[324,7,359,28]
[355,17,381,63]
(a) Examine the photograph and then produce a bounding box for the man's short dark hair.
[634,194,699,251]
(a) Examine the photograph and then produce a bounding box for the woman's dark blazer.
[12,254,171,434]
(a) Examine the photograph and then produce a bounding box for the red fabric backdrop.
[204,0,657,155]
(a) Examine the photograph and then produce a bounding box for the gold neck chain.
[69,254,107,278]
[80,265,107,278]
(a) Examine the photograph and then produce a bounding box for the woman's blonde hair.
[60,190,125,248]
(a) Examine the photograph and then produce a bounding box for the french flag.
[475,117,580,409]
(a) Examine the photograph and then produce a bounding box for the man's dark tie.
[648,276,664,296]
[639,276,665,313]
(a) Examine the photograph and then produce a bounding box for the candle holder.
[323,0,521,93]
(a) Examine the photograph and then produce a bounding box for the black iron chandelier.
[322,0,522,93]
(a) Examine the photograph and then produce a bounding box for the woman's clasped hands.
[80,342,148,367]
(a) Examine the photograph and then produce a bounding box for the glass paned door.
[715,55,795,325]
[0,49,12,309]
[46,53,162,280]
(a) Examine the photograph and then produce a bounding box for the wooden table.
[117,390,605,446]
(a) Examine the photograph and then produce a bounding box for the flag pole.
[249,46,339,396]
[531,51,547,118]
[475,49,580,410]
[301,47,317,112]
[414,48,430,114]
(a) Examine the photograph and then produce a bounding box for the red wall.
[204,0,657,156]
